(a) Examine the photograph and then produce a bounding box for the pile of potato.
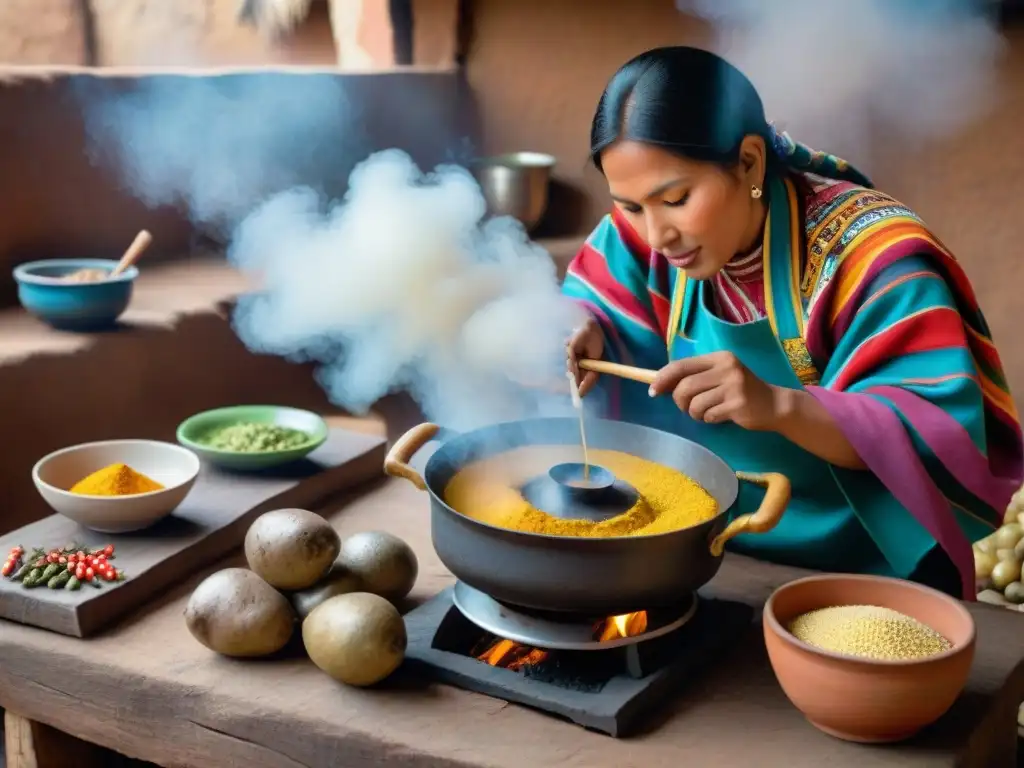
[974,489,1024,606]
[184,508,418,687]
[971,490,1024,731]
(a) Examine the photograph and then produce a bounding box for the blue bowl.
[13,259,139,331]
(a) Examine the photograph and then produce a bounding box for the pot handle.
[383,423,442,492]
[708,471,791,557]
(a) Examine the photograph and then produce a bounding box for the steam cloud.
[679,0,1005,162]
[77,73,587,431]
[78,76,364,232]
[228,151,587,430]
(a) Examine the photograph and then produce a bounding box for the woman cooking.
[564,46,1023,600]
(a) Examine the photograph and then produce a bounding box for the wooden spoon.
[110,230,153,278]
[578,359,657,386]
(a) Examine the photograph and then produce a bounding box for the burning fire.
[477,611,649,669]
[478,639,549,670]
[597,610,648,642]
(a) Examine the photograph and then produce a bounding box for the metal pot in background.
[472,152,556,233]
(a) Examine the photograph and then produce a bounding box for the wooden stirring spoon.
[578,359,657,386]
[110,229,153,278]
[62,230,154,283]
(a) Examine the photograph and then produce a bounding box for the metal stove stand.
[403,585,755,737]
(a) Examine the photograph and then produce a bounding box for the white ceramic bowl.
[32,439,201,533]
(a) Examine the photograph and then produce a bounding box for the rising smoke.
[228,151,587,429]
[76,72,586,431]
[679,0,1005,162]
[77,76,363,233]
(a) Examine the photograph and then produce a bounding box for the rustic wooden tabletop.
[1,475,1022,768]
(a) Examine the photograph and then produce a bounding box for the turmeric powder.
[443,447,718,538]
[69,463,164,496]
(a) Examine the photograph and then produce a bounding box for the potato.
[245,508,341,590]
[290,565,363,620]
[1014,536,1024,562]
[184,568,295,657]
[974,548,998,581]
[302,593,407,687]
[336,531,419,604]
[990,558,1022,590]
[994,523,1023,550]
[1003,581,1024,605]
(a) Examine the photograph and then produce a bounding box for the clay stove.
[404,581,753,737]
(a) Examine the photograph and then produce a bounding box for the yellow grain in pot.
[442,446,719,538]
[787,605,952,661]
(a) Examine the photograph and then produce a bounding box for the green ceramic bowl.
[176,405,329,471]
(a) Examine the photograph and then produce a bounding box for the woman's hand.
[649,351,784,431]
[566,318,605,397]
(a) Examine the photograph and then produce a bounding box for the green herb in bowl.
[198,422,313,453]
[176,405,329,471]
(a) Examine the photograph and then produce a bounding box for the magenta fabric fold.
[807,386,976,599]
[872,385,1021,511]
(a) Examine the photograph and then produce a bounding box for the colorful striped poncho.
[563,166,1023,599]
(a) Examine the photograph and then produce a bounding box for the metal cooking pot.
[384,417,790,616]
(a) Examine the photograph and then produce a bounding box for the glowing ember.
[477,638,549,669]
[475,610,650,669]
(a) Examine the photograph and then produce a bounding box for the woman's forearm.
[770,387,867,470]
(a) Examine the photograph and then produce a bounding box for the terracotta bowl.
[763,574,975,743]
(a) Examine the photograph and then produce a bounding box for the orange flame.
[596,611,648,642]
[478,638,549,669]
[476,610,649,669]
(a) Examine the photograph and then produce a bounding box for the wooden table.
[1,477,1022,768]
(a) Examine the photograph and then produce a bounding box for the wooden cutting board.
[0,428,387,638]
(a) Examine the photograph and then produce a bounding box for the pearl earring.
[750,185,763,200]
